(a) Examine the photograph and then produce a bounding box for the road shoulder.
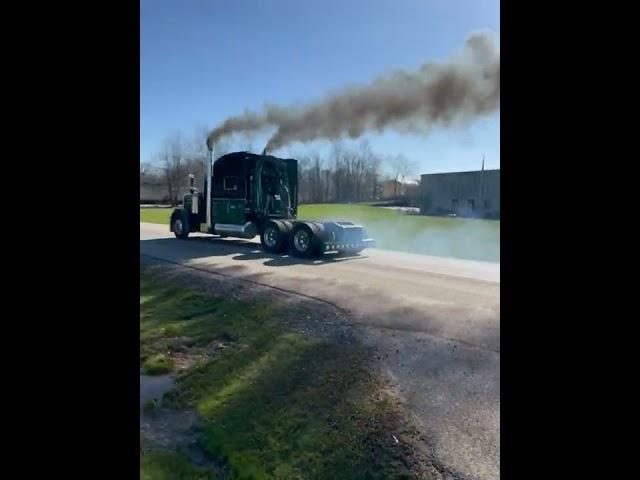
[140,257,443,479]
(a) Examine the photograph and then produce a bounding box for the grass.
[141,450,215,480]
[141,204,499,262]
[140,207,174,225]
[300,204,499,262]
[140,269,418,479]
[141,354,173,375]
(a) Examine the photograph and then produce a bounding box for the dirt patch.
[140,374,195,450]
[140,374,227,477]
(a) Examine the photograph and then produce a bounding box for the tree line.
[295,142,413,204]
[140,131,416,206]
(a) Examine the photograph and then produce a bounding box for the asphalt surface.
[140,222,500,480]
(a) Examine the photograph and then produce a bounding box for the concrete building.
[140,183,169,204]
[419,169,500,218]
[140,165,191,204]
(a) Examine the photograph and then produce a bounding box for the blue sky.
[141,0,500,176]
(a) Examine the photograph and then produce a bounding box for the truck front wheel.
[172,211,189,239]
[261,221,288,253]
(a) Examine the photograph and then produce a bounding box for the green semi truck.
[170,149,375,258]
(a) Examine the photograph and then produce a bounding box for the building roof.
[421,169,500,177]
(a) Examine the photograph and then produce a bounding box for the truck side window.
[224,176,239,191]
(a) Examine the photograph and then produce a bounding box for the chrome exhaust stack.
[203,146,213,233]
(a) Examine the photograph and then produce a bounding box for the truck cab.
[171,151,374,258]
[210,151,298,225]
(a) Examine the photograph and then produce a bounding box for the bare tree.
[360,140,382,200]
[389,154,415,197]
[140,161,154,179]
[140,161,163,185]
[156,133,188,206]
[311,154,323,202]
[291,140,384,204]
[147,127,407,207]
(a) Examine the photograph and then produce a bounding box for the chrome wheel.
[174,218,183,236]
[264,226,279,248]
[293,229,310,252]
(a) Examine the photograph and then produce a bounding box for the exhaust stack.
[204,146,213,233]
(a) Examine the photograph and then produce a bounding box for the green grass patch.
[299,204,499,262]
[141,354,173,375]
[141,269,417,479]
[140,207,174,224]
[141,450,215,480]
[140,204,499,262]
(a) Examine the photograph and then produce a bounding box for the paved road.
[140,222,500,480]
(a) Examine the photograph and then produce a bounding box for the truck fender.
[273,219,294,234]
[307,221,330,243]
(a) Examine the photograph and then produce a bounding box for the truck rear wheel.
[289,224,320,258]
[261,221,288,253]
[172,211,189,239]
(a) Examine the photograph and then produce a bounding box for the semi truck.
[170,149,375,258]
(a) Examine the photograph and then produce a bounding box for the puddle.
[140,374,197,450]
[140,374,225,476]
[140,374,174,411]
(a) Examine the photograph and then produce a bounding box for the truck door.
[213,175,245,225]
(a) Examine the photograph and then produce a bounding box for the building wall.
[140,184,169,204]
[381,180,408,199]
[140,179,192,204]
[420,169,500,218]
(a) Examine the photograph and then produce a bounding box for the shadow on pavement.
[140,236,368,268]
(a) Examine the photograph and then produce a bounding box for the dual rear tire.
[260,220,290,253]
[260,221,321,258]
[289,223,321,258]
[175,217,352,259]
